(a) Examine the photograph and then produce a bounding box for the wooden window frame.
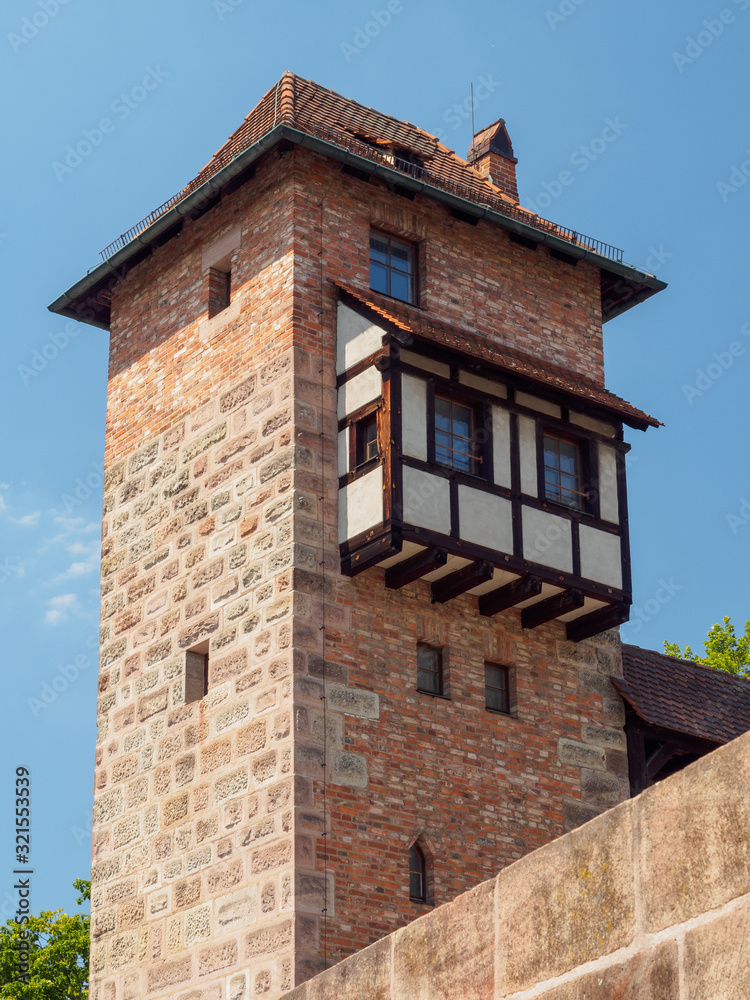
[346,403,383,478]
[428,387,490,481]
[369,228,418,305]
[484,662,511,715]
[416,643,445,697]
[409,842,428,903]
[539,428,595,516]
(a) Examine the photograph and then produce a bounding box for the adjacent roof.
[614,644,750,745]
[336,282,660,431]
[48,72,666,330]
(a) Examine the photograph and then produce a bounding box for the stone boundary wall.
[282,728,750,999]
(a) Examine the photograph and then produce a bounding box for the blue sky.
[1,0,748,915]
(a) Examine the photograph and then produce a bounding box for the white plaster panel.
[579,526,623,589]
[402,374,428,460]
[522,506,573,574]
[202,224,242,271]
[516,391,561,418]
[400,350,450,378]
[337,366,381,419]
[492,406,512,488]
[459,371,508,397]
[338,467,384,543]
[338,428,349,477]
[570,411,616,437]
[336,303,386,374]
[402,467,451,534]
[518,415,538,497]
[598,444,619,523]
[458,487,513,554]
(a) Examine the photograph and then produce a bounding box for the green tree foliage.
[0,880,89,998]
[664,616,750,678]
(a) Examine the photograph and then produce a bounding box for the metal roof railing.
[100,122,624,265]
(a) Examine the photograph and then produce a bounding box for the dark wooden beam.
[479,575,542,617]
[626,715,648,797]
[522,589,584,630]
[431,560,494,605]
[385,547,447,590]
[566,601,630,643]
[341,528,402,578]
[646,741,681,783]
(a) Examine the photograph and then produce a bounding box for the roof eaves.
[48,121,667,330]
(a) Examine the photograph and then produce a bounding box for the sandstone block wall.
[282,728,750,1000]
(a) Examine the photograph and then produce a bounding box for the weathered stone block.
[496,800,635,994]
[580,767,621,808]
[580,723,626,751]
[146,957,192,994]
[197,939,239,976]
[557,738,605,770]
[243,917,292,960]
[638,734,750,932]
[684,897,750,999]
[326,684,379,719]
[394,879,494,1000]
[534,941,679,999]
[330,750,368,788]
[216,887,259,934]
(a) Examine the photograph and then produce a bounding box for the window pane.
[370,261,389,295]
[391,241,413,273]
[452,403,472,438]
[390,270,412,303]
[435,397,451,430]
[543,434,582,509]
[485,664,509,713]
[417,646,441,694]
[365,420,378,461]
[369,236,389,263]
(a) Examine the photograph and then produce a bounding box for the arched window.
[409,842,427,902]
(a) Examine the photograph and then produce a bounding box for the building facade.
[50,73,665,1000]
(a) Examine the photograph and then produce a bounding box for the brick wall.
[282,729,750,1000]
[89,143,625,1000]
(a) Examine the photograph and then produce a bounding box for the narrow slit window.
[485,663,510,714]
[543,433,585,510]
[185,650,208,703]
[207,266,231,318]
[409,843,427,902]
[434,395,480,475]
[417,644,443,696]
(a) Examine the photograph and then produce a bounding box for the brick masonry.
[89,144,628,1000]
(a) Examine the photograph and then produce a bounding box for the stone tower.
[50,73,665,1000]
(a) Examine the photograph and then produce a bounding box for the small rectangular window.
[370,230,416,304]
[417,644,443,696]
[543,433,586,510]
[185,649,208,703]
[434,395,481,475]
[485,663,510,714]
[354,413,379,468]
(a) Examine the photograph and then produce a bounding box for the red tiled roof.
[615,644,750,745]
[196,71,524,211]
[335,282,661,430]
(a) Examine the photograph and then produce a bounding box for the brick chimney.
[468,118,518,202]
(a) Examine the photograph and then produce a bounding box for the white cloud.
[9,511,40,527]
[45,593,78,626]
